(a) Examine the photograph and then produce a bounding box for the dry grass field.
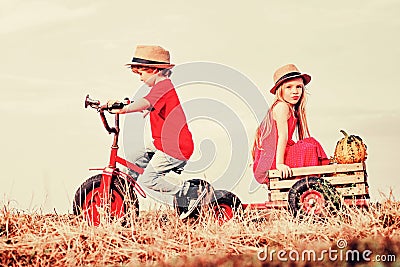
[1,194,399,267]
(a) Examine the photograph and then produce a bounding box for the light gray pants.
[127,147,187,195]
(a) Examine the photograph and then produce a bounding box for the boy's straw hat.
[125,45,175,69]
[270,64,311,94]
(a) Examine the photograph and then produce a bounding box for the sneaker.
[179,181,191,197]
[179,188,208,220]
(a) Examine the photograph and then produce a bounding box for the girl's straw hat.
[270,64,311,94]
[125,45,175,69]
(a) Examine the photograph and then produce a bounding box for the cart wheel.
[73,174,139,226]
[174,179,213,220]
[288,177,341,218]
[211,190,242,225]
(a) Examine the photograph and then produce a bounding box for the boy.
[107,45,206,219]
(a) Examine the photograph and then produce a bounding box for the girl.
[252,64,329,184]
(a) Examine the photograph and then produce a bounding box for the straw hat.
[270,64,311,94]
[125,45,175,68]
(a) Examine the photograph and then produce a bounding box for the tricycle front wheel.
[73,174,139,226]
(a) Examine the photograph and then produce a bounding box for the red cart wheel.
[299,189,325,215]
[288,177,341,218]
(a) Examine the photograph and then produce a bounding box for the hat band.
[275,71,301,84]
[131,57,169,65]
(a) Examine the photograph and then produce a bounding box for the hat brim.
[125,63,175,69]
[270,74,311,94]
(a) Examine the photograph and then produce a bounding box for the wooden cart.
[213,162,370,221]
[267,162,369,215]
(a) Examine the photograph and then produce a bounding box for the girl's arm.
[273,102,293,178]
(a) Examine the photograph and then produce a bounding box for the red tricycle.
[73,95,214,226]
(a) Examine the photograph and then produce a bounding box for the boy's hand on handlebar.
[276,163,293,179]
[107,100,124,114]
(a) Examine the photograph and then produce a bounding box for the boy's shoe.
[179,181,191,197]
[179,188,208,220]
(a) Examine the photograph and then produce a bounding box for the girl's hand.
[276,163,293,179]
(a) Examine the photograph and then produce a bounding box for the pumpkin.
[334,130,367,164]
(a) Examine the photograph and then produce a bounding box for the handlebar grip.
[109,102,124,109]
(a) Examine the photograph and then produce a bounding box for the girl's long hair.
[252,81,310,160]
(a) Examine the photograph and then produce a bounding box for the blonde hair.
[252,80,310,159]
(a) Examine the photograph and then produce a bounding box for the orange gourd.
[334,130,367,164]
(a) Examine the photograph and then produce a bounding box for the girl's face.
[281,77,304,105]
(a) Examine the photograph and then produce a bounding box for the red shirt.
[143,79,194,160]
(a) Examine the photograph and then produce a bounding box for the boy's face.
[131,66,158,87]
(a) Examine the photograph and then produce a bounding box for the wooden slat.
[269,184,367,201]
[270,191,288,201]
[269,178,280,183]
[338,184,367,196]
[269,189,281,195]
[269,175,366,190]
[268,163,365,178]
[269,180,296,190]
[326,175,366,185]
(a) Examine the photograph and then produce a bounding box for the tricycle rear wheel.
[211,190,242,225]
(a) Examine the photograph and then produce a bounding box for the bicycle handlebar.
[85,94,130,111]
[99,110,118,134]
[85,94,101,109]
[84,94,131,135]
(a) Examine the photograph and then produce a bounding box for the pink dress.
[253,112,329,184]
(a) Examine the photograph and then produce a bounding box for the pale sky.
[1,0,399,213]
